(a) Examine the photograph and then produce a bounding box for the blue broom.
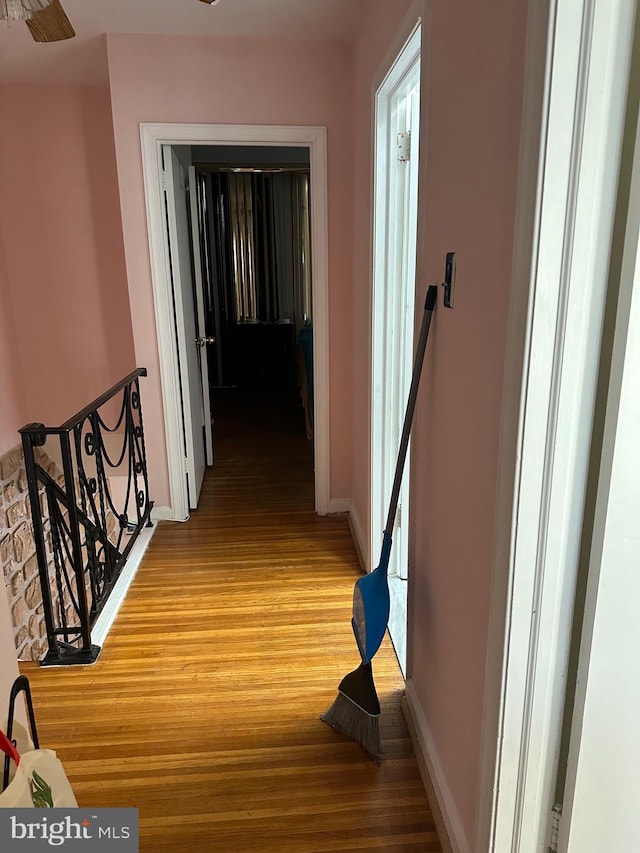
[322,285,438,759]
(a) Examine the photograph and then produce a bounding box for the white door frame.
[476,1,637,851]
[559,85,640,851]
[140,123,330,522]
[371,22,421,674]
[162,145,207,509]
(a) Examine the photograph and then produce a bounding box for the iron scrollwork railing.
[19,368,153,666]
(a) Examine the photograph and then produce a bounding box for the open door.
[188,165,214,466]
[370,26,421,675]
[162,145,208,508]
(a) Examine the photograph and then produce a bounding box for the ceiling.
[0,0,367,85]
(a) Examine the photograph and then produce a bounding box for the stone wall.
[0,445,47,660]
[0,442,84,662]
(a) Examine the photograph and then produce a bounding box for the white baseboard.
[151,505,178,522]
[326,498,350,514]
[348,501,368,572]
[325,499,368,573]
[92,522,156,649]
[404,679,471,853]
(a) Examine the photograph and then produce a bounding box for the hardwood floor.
[20,389,442,852]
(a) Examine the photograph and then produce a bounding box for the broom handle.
[384,285,437,536]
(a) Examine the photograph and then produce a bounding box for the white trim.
[488,1,636,850]
[371,0,424,96]
[92,522,156,648]
[475,0,552,848]
[370,20,422,678]
[365,2,424,574]
[163,145,206,509]
[150,505,176,523]
[405,679,471,853]
[140,131,189,522]
[322,499,368,572]
[370,24,421,571]
[326,498,350,514]
[348,501,367,571]
[560,86,640,851]
[140,123,331,518]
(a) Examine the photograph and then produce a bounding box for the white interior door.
[391,56,421,584]
[558,98,640,853]
[371,25,421,675]
[487,0,637,848]
[188,165,214,466]
[163,145,206,509]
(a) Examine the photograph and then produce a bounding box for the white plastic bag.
[0,731,77,808]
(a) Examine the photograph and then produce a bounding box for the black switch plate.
[443,252,456,308]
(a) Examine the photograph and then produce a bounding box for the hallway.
[20,390,441,852]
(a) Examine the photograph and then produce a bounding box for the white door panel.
[560,97,640,853]
[163,146,205,509]
[188,165,214,466]
[371,24,421,674]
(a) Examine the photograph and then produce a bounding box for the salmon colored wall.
[0,85,135,448]
[351,0,528,846]
[0,231,27,456]
[409,1,528,844]
[105,34,354,509]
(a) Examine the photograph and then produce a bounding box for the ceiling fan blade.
[26,0,75,42]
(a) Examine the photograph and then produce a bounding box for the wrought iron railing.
[19,368,153,666]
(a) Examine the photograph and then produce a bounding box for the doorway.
[140,124,330,523]
[165,143,313,510]
[191,146,312,433]
[370,25,421,674]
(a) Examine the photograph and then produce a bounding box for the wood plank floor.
[21,389,442,852]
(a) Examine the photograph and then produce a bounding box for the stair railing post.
[59,428,94,655]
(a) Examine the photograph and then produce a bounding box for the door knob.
[195,336,216,346]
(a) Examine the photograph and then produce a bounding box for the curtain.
[223,171,311,329]
[196,169,312,387]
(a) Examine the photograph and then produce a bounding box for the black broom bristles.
[321,661,383,762]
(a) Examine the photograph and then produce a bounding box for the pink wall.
[0,230,27,455]
[351,0,528,845]
[106,34,355,509]
[0,83,132,709]
[410,1,528,843]
[0,86,135,443]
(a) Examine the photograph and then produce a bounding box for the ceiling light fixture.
[0,0,50,23]
[0,0,74,41]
